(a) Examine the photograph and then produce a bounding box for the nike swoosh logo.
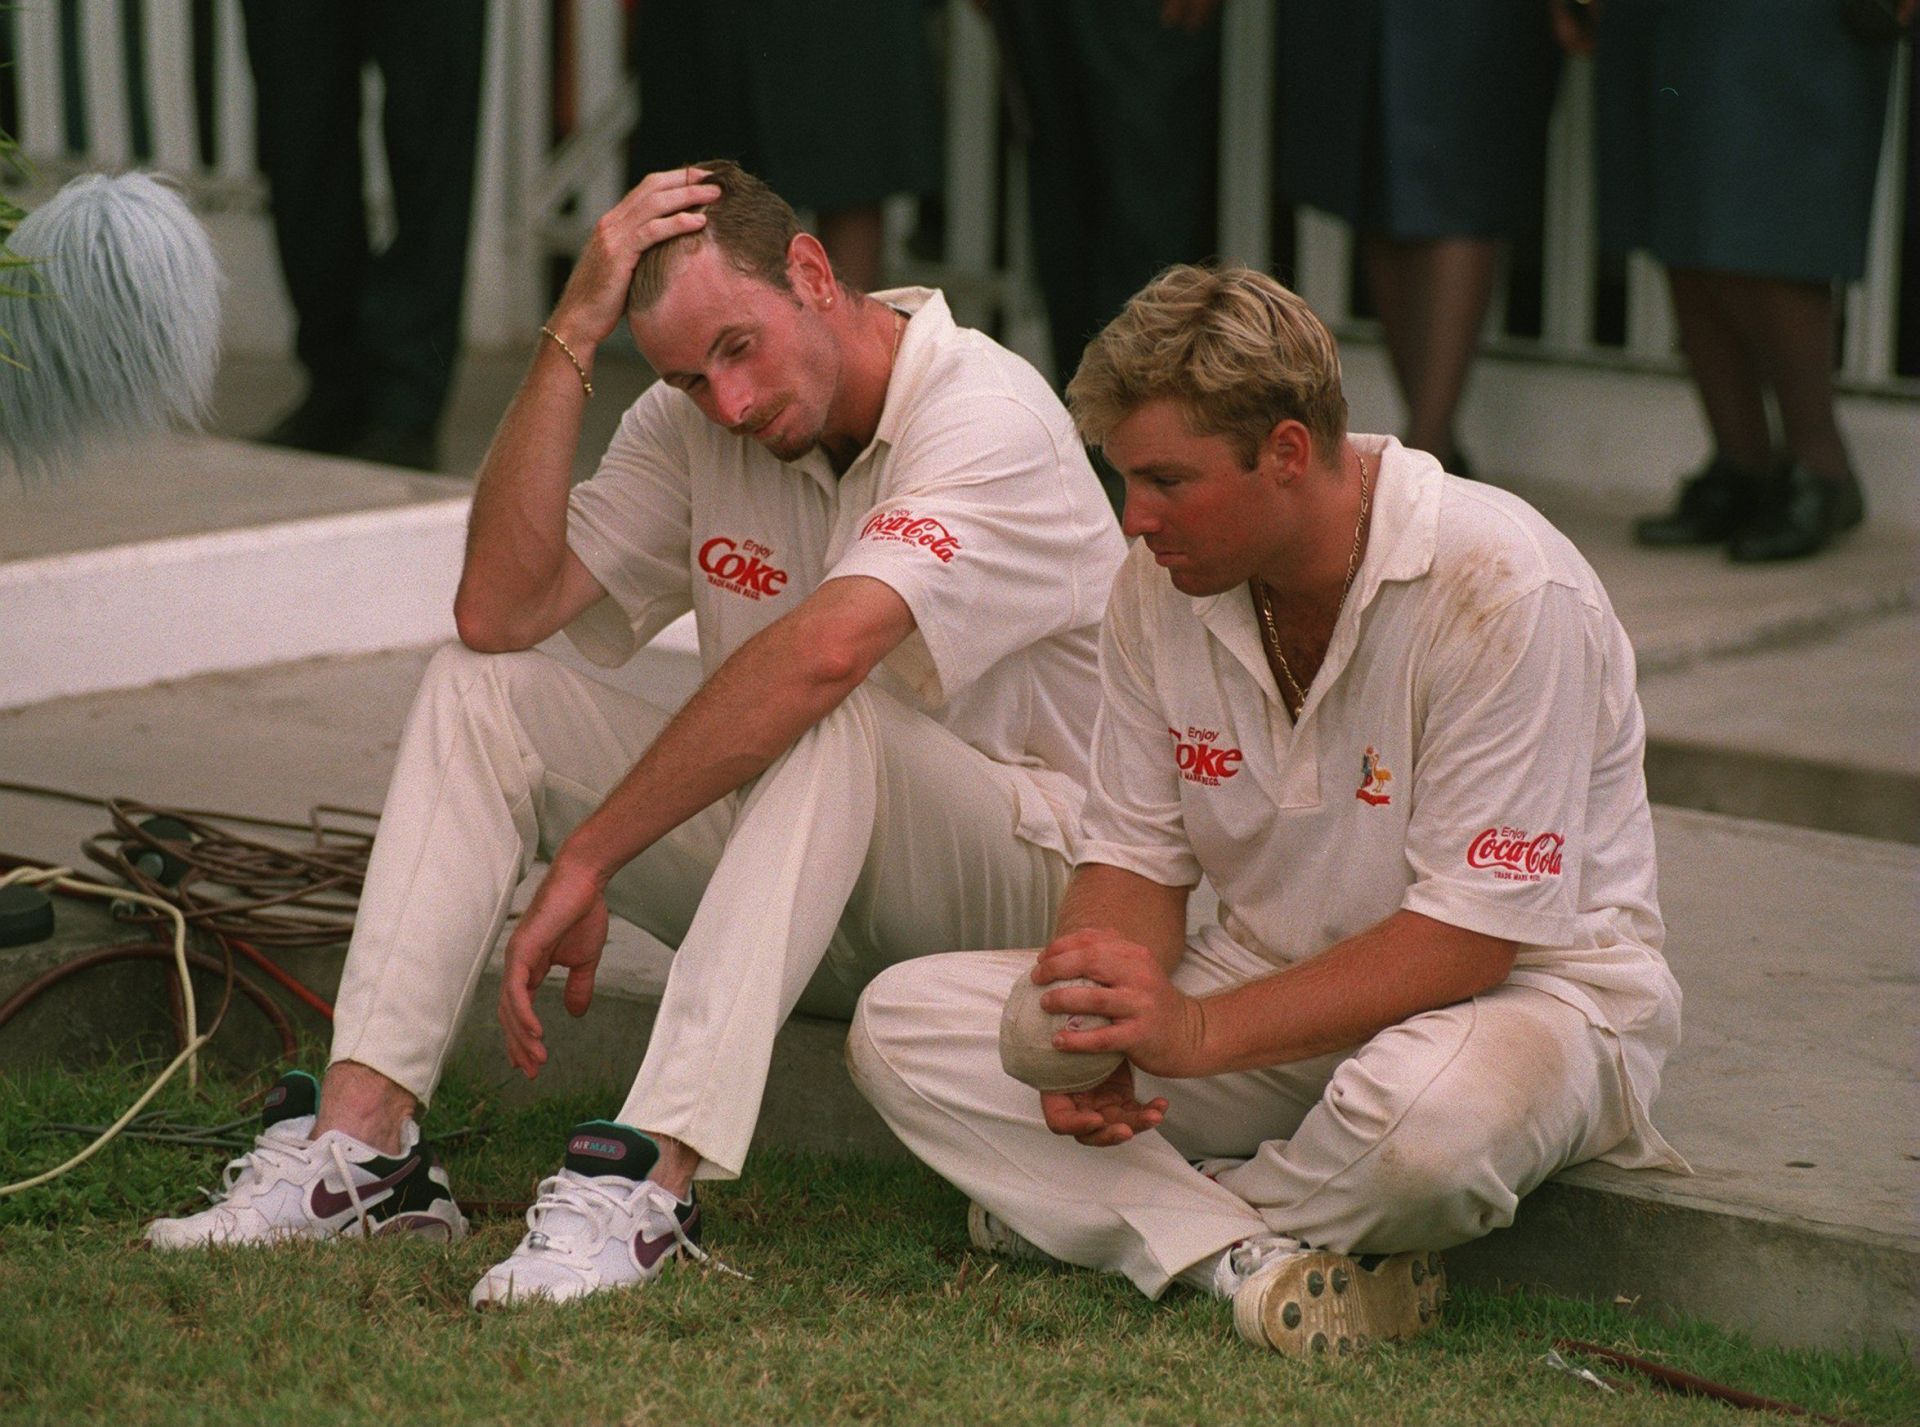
[632,1204,699,1271]
[309,1155,421,1220]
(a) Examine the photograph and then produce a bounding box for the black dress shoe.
[1728,463,1866,562]
[1633,456,1763,546]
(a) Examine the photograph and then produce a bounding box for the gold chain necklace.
[1253,450,1373,719]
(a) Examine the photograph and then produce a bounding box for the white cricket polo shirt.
[560,288,1126,857]
[1079,436,1683,1168]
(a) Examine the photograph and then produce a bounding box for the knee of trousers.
[845,954,997,1111]
[420,639,556,699]
[1307,1063,1525,1252]
[844,960,920,1103]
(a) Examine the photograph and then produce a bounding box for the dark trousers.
[997,0,1222,389]
[240,0,485,432]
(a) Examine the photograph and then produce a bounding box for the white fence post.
[80,0,132,169]
[1541,56,1597,355]
[942,0,1000,332]
[213,0,256,181]
[1217,0,1274,272]
[1843,45,1910,385]
[141,0,197,174]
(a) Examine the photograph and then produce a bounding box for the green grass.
[1,1058,1913,1427]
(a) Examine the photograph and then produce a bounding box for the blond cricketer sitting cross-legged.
[849,265,1688,1357]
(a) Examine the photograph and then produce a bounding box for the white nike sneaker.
[144,1071,467,1250]
[1214,1234,1446,1356]
[468,1121,714,1309]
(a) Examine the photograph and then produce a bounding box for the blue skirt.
[1274,0,1564,241]
[1593,0,1898,282]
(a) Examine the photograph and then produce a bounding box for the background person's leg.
[1365,236,1499,472]
[236,0,369,450]
[358,0,486,465]
[1668,267,1775,473]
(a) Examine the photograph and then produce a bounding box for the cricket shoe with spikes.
[144,1070,467,1249]
[469,1121,733,1308]
[1215,1234,1447,1357]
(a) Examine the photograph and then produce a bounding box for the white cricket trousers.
[330,643,1069,1178]
[848,938,1640,1298]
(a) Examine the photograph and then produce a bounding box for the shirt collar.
[1184,434,1444,703]
[1347,433,1443,613]
[785,286,946,489]
[869,285,946,452]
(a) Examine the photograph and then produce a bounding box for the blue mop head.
[0,171,223,479]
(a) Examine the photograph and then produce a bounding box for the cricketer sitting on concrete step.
[848,265,1689,1358]
[145,162,1126,1307]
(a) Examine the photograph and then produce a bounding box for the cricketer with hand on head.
[145,162,1125,1307]
[848,264,1688,1358]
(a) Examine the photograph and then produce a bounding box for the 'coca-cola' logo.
[699,536,789,600]
[1167,725,1242,786]
[1466,826,1565,882]
[859,508,962,563]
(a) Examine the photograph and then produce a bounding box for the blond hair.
[1066,264,1347,466]
[628,159,801,313]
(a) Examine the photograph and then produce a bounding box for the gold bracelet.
[539,324,593,398]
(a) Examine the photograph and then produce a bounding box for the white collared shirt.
[1080,436,1682,1163]
[560,288,1127,856]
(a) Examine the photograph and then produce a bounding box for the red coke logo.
[699,536,789,600]
[1167,726,1243,786]
[859,508,962,563]
[1466,826,1565,881]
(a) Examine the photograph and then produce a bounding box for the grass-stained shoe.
[966,1201,1060,1264]
[144,1070,467,1249]
[1217,1236,1446,1357]
[468,1121,710,1308]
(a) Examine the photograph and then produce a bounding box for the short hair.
[1066,264,1348,468]
[628,159,800,313]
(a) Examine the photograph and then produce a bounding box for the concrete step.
[0,348,660,712]
[8,413,1917,846]
[1637,612,1920,845]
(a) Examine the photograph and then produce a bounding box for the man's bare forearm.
[559,576,916,885]
[1192,911,1516,1074]
[453,337,596,649]
[1052,863,1192,971]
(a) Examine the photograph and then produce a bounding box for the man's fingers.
[1040,982,1128,1018]
[1033,944,1094,983]
[635,210,707,250]
[620,176,722,225]
[1052,1022,1133,1055]
[1040,1096,1106,1137]
[562,960,597,1018]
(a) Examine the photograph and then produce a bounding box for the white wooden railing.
[5,0,1913,394]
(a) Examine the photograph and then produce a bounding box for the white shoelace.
[204,1131,376,1237]
[522,1173,752,1281]
[1209,1234,1303,1299]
